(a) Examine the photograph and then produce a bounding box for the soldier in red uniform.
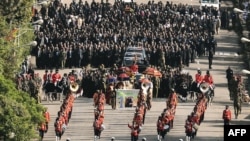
[128,123,141,141]
[93,119,103,139]
[52,69,62,85]
[54,117,63,141]
[203,70,214,85]
[166,89,178,109]
[38,122,47,140]
[195,69,203,87]
[222,105,232,125]
[68,72,76,83]
[203,70,215,95]
[43,107,50,133]
[185,115,194,141]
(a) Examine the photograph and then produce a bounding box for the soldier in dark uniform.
[28,75,39,103]
[109,83,116,110]
[34,73,43,103]
[22,75,30,92]
[229,75,238,101]
[208,49,213,69]
[152,76,160,98]
[226,66,233,84]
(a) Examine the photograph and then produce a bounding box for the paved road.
[38,28,250,141]
[34,1,250,141]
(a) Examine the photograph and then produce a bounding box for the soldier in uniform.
[208,49,214,69]
[22,74,30,92]
[28,75,39,103]
[43,107,50,133]
[222,105,232,125]
[226,66,233,86]
[152,76,160,98]
[109,84,116,110]
[34,73,43,103]
[229,75,238,101]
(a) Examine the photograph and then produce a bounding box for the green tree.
[0,74,45,140]
[0,0,35,79]
[0,1,45,140]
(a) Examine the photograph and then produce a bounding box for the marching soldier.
[229,75,238,100]
[222,105,232,125]
[38,122,47,140]
[185,115,193,141]
[226,66,233,84]
[208,49,214,69]
[128,122,141,141]
[166,89,178,109]
[43,107,50,133]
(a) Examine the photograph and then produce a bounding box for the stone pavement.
[37,29,250,141]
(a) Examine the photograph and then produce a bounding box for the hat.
[179,139,184,141]
[111,137,115,140]
[142,137,147,141]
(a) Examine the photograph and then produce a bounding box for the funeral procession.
[1,0,250,141]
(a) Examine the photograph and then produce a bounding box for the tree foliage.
[0,74,45,140]
[0,0,33,25]
[0,1,45,140]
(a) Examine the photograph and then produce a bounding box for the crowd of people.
[31,0,224,71]
[20,0,245,140]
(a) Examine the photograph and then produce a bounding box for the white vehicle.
[200,0,220,10]
[124,52,143,58]
[122,46,149,72]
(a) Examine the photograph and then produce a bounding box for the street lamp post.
[241,37,250,93]
[15,19,43,51]
[241,37,250,43]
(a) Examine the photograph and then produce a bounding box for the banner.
[116,89,139,108]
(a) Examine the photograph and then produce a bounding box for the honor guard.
[203,70,215,94]
[222,105,232,125]
[195,69,203,87]
[43,107,50,133]
[52,69,62,85]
